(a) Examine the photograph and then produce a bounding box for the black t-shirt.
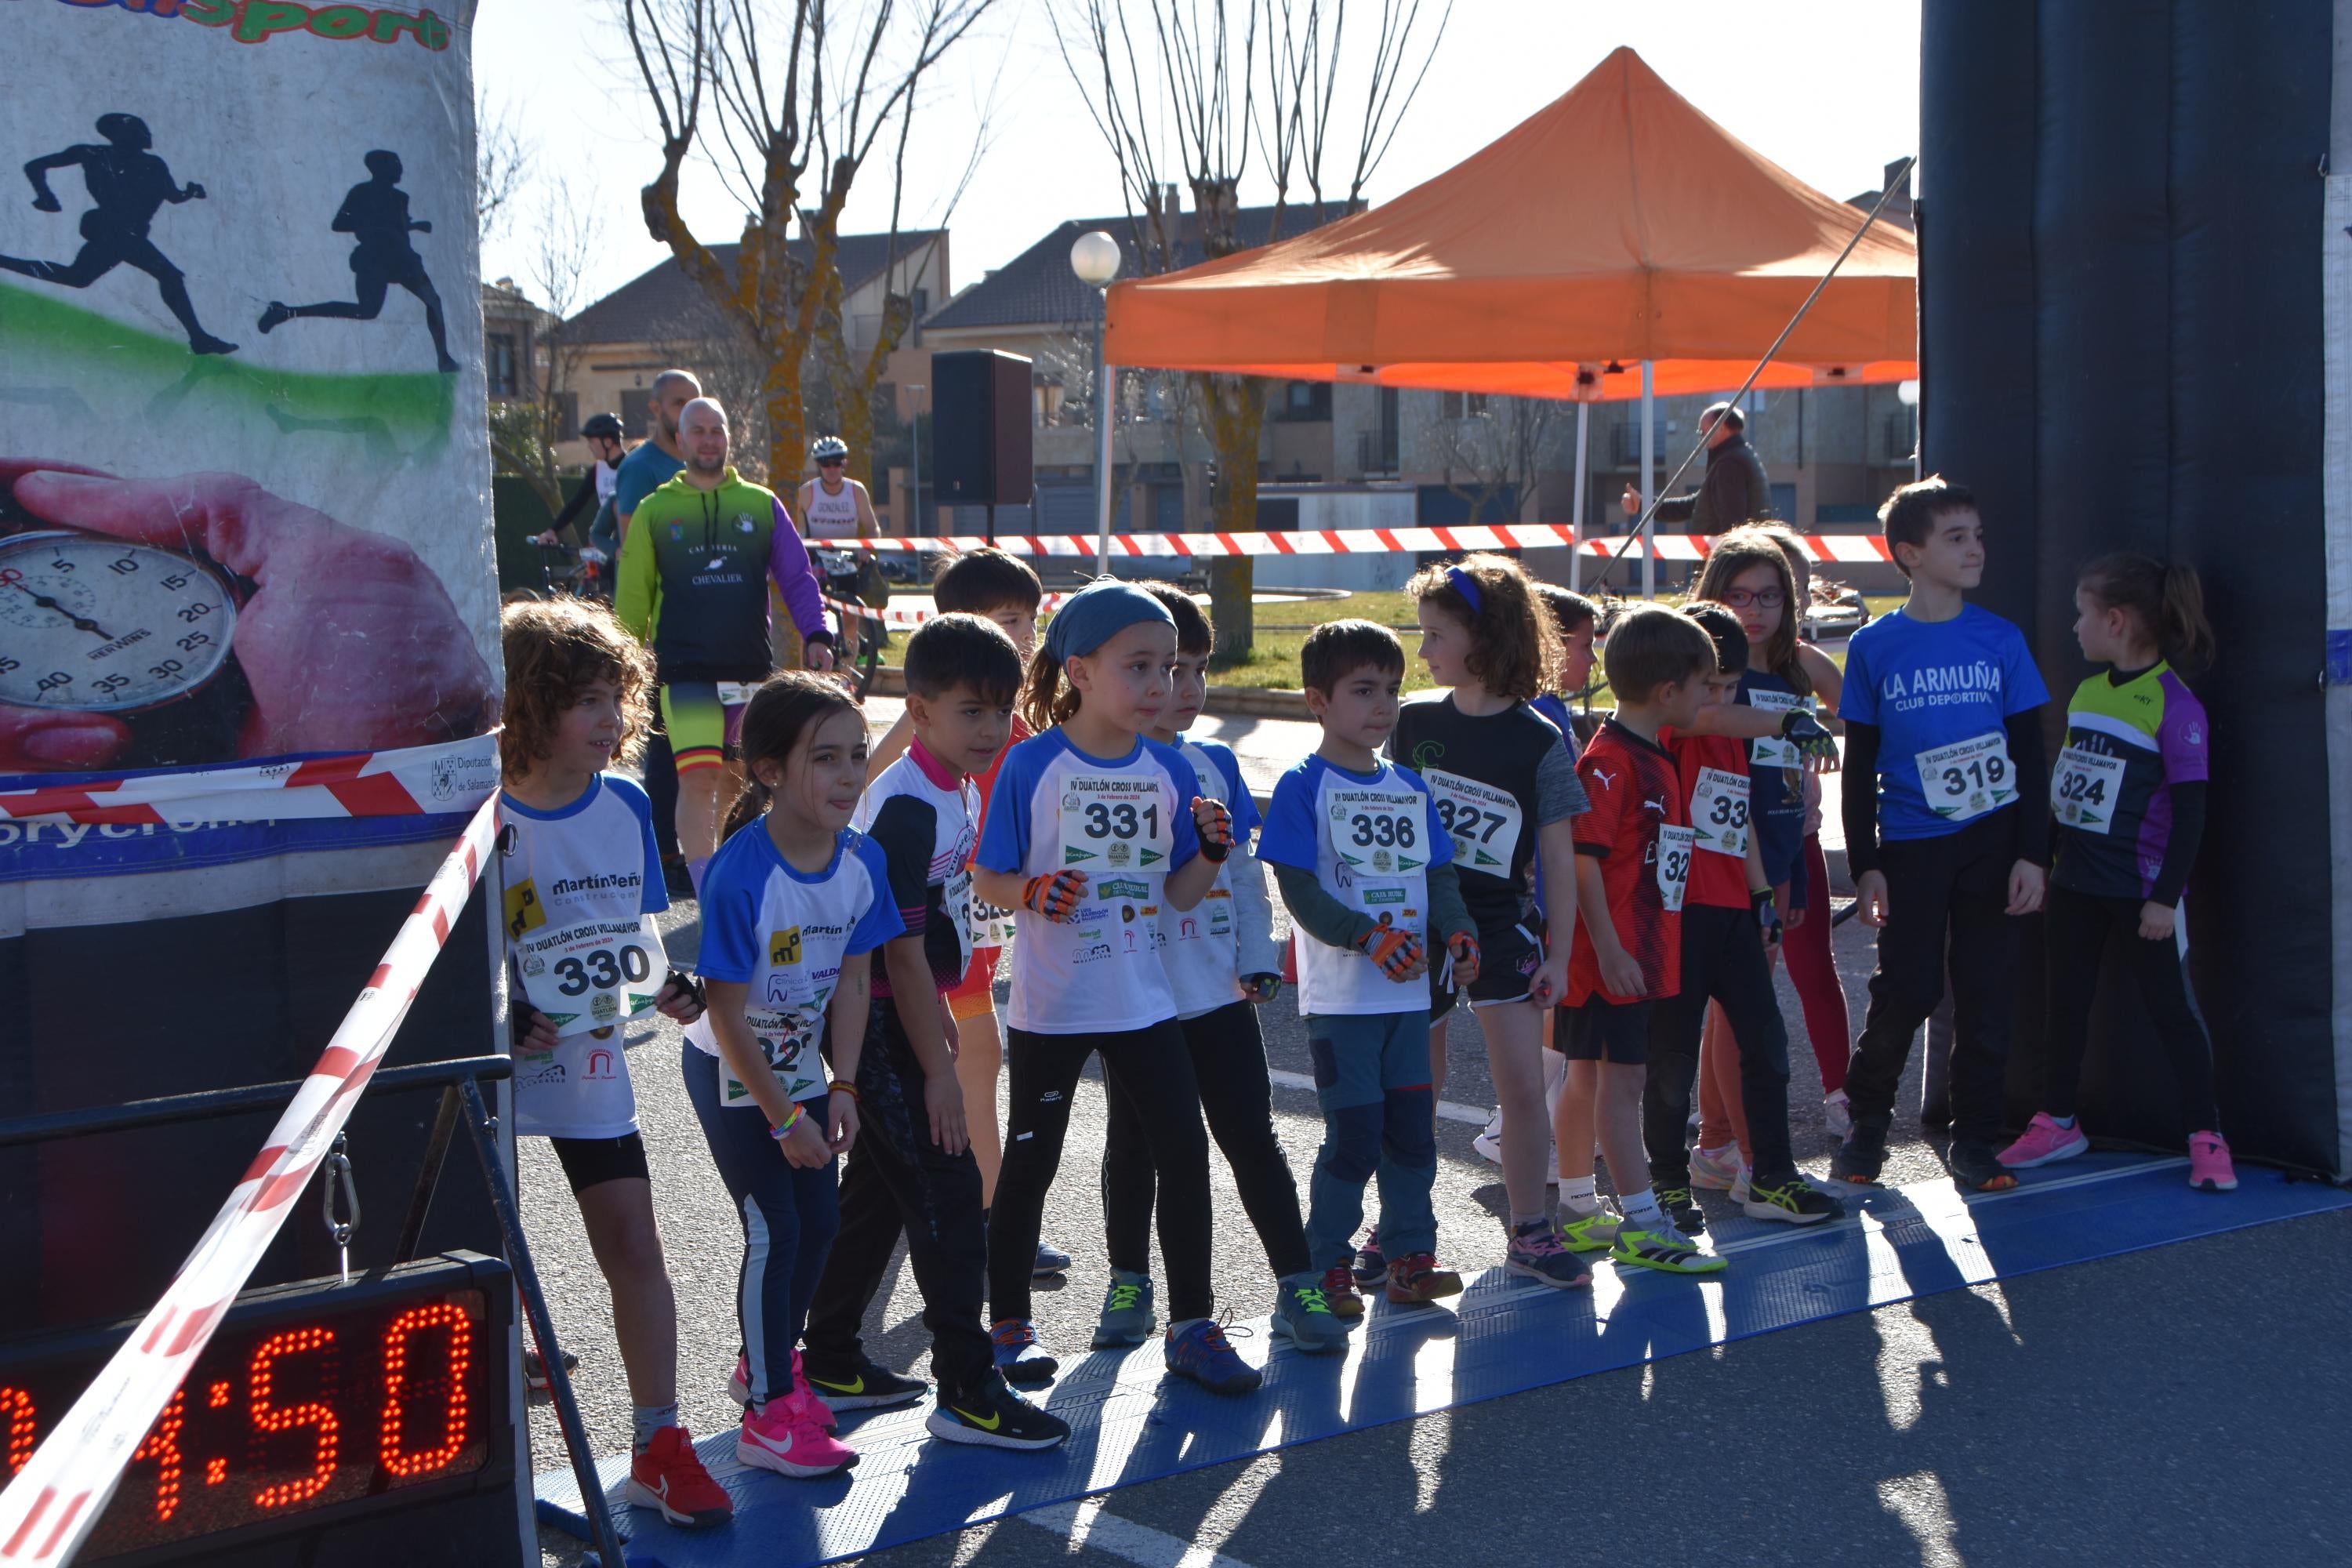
[1391,695,1589,936]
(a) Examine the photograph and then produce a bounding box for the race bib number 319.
[1916,732,2015,823]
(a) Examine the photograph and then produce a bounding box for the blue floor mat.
[535,1155,2348,1566]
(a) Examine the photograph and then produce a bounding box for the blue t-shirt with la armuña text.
[1842,603,2049,842]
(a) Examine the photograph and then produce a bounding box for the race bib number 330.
[514,915,668,1036]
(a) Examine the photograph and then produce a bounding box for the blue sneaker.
[1351,1230,1388,1289]
[1163,1319,1262,1396]
[989,1318,1058,1385]
[1091,1269,1157,1348]
[1033,1240,1073,1277]
[1269,1275,1348,1354]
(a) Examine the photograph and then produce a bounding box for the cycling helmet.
[811,436,850,463]
[582,412,623,441]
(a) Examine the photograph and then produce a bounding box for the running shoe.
[522,1348,579,1392]
[728,1351,834,1431]
[736,1399,857,1479]
[1824,1089,1853,1140]
[1270,1276,1349,1353]
[1949,1141,2020,1192]
[1318,1261,1367,1319]
[2187,1131,2238,1192]
[1830,1123,1889,1186]
[1998,1112,2089,1169]
[1352,1230,1388,1288]
[1164,1319,1263,1395]
[1091,1269,1157,1348]
[1033,1240,1073,1277]
[625,1425,734,1528]
[1730,1169,1752,1203]
[925,1377,1072,1451]
[1742,1172,1846,1225]
[1689,1143,1745,1192]
[1384,1252,1464,1306]
[990,1319,1058,1386]
[1658,1186,1708,1237]
[1555,1207,1624,1254]
[1472,1110,1559,1185]
[1506,1219,1592,1290]
[1610,1225,1728,1276]
[802,1355,927,1412]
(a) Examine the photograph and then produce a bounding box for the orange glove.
[1021,869,1087,922]
[1356,924,1425,982]
[1446,931,1483,988]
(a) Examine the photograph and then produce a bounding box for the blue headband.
[1043,578,1175,662]
[1445,564,1486,615]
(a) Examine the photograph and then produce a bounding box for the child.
[497,600,732,1529]
[1093,585,1345,1352]
[1393,554,1591,1289]
[1833,476,2050,1193]
[1686,528,1851,1181]
[2000,554,2233,1190]
[684,672,903,1479]
[798,615,1073,1449]
[969,579,1260,1395]
[866,547,1072,1277]
[1640,602,1844,1232]
[1261,620,1480,1307]
[1552,604,1728,1275]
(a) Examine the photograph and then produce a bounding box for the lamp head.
[1070,230,1122,287]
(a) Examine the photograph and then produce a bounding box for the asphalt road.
[520,709,2349,1566]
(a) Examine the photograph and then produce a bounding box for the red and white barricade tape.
[831,524,1896,568]
[822,593,1074,630]
[0,734,500,827]
[0,796,501,1566]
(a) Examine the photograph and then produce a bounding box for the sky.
[473,0,1921,315]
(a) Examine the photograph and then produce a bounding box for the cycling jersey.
[613,468,830,684]
[802,476,865,539]
[855,738,981,996]
[2050,661,2209,902]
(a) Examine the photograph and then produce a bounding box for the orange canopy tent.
[1102,45,1917,403]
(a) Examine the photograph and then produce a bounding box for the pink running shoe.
[2187,1131,2238,1192]
[1998,1112,2089,1169]
[736,1397,857,1479]
[728,1352,835,1431]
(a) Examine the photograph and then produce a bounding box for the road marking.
[1265,1068,1489,1125]
[1014,1497,1258,1567]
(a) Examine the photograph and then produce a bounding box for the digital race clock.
[0,1254,514,1564]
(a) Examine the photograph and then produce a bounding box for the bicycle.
[524,539,612,603]
[815,548,889,702]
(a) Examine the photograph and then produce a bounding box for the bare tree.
[1425,393,1556,528]
[619,0,1000,488]
[489,180,606,514]
[1055,0,1449,662]
[475,83,531,248]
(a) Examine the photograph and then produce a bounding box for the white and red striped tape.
[832,523,1898,567]
[0,796,501,1566]
[823,592,1077,630]
[0,735,500,827]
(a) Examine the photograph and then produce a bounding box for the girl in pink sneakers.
[2000,555,2233,1192]
[683,673,904,1479]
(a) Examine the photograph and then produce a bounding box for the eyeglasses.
[1719,588,1785,609]
[818,459,845,468]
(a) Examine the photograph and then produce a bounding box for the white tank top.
[804,477,863,539]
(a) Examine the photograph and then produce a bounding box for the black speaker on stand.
[931,349,1033,543]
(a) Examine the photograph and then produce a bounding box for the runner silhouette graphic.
[260,151,459,373]
[0,113,237,356]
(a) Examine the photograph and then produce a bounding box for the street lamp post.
[907,382,926,535]
[1070,230,1122,575]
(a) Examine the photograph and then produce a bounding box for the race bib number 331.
[1060,776,1171,870]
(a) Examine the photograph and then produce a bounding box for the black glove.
[1751,887,1784,948]
[666,968,707,1013]
[1780,708,1837,762]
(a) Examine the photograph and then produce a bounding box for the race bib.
[1425,769,1523,874]
[1747,691,1809,768]
[716,681,759,707]
[2053,744,2126,834]
[1059,775,1173,871]
[1690,767,1751,858]
[720,1003,828,1107]
[1915,732,2016,823]
[1328,788,1428,879]
[972,893,1014,949]
[943,865,976,966]
[514,915,668,1037]
[1655,824,1697,913]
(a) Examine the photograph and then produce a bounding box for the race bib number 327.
[1425,769,1523,873]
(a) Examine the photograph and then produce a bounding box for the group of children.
[493,474,2234,1528]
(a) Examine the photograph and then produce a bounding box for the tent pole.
[1570,401,1589,593]
[1095,287,1116,572]
[1640,361,1657,601]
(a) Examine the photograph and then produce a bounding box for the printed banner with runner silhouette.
[0,0,495,881]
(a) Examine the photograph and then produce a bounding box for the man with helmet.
[797,435,880,541]
[537,411,630,561]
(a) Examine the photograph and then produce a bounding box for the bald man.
[615,397,836,895]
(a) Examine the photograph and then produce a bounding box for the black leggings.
[989,1020,1214,1323]
[2039,882,2220,1131]
[1101,1000,1311,1282]
[1644,904,1796,1186]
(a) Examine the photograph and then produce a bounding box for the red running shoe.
[625,1426,734,1528]
[1319,1261,1366,1319]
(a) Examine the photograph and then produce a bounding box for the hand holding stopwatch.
[2,465,495,768]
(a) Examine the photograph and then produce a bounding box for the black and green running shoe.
[804,1356,927,1411]
[1657,1186,1707,1236]
[925,1377,1072,1450]
[1742,1172,1846,1225]
[1610,1225,1728,1276]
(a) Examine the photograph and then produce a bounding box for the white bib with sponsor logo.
[1916,731,2016,824]
[513,914,668,1036]
[1059,774,1174,873]
[1655,823,1697,913]
[1689,766,1751,859]
[2052,744,2125,835]
[1746,689,1810,768]
[1424,767,1522,876]
[1290,764,1434,1016]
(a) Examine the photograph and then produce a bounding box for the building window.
[1440,390,1490,419]
[486,332,520,398]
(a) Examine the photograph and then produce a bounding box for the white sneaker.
[1690,1142,1745,1192]
[1824,1090,1853,1140]
[1472,1109,1559,1185]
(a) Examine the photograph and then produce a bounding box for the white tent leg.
[1570,401,1589,593]
[1640,361,1657,601]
